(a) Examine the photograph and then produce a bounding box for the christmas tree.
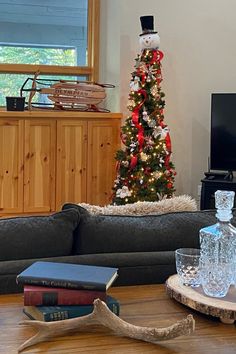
[112,16,176,205]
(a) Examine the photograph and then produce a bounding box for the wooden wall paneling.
[24,119,56,212]
[56,119,88,209]
[0,119,24,213]
[87,119,120,206]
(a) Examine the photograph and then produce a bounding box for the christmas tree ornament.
[153,126,162,139]
[112,16,176,205]
[147,119,157,128]
[140,152,149,161]
[151,84,159,97]
[116,186,132,199]
[153,171,162,179]
[130,76,140,91]
[121,160,129,167]
[142,110,149,121]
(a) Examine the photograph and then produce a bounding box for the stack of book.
[16,261,119,322]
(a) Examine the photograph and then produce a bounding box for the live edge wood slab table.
[0,284,235,354]
[166,274,236,324]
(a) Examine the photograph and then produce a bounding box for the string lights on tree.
[112,15,176,205]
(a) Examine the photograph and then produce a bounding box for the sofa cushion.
[63,204,236,255]
[0,209,80,261]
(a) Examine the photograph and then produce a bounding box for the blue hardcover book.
[16,261,118,291]
[23,295,120,322]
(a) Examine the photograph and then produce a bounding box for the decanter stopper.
[215,190,235,221]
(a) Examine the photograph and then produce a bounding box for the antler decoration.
[18,299,195,352]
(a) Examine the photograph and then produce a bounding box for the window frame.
[0,0,100,81]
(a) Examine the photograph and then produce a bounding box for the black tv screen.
[211,93,236,171]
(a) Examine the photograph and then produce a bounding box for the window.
[0,0,99,105]
[0,45,78,66]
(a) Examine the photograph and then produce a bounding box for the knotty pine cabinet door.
[56,118,120,208]
[56,120,87,209]
[24,119,56,213]
[0,119,24,213]
[87,120,120,205]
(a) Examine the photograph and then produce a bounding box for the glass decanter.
[199,190,236,297]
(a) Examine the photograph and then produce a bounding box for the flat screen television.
[210,93,236,173]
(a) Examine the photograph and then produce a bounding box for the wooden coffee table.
[0,284,235,354]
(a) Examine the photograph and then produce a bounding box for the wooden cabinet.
[0,111,121,215]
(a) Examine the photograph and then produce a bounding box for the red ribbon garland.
[151,50,163,84]
[138,126,144,150]
[151,50,164,64]
[157,50,164,61]
[165,132,172,151]
[132,108,139,127]
[164,132,172,169]
[129,51,163,170]
[130,155,138,169]
[130,89,147,169]
[164,154,170,168]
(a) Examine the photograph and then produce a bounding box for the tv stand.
[224,171,233,181]
[204,170,234,181]
[200,175,236,210]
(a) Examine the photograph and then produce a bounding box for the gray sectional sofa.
[0,203,233,294]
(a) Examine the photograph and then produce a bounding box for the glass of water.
[175,248,201,287]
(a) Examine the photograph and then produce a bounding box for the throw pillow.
[77,195,197,216]
[0,209,80,261]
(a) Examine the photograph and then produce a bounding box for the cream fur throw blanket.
[79,195,197,216]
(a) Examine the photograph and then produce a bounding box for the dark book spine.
[23,297,120,322]
[17,276,106,291]
[24,287,106,306]
[44,302,119,321]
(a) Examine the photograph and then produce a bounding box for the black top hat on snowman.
[139,15,157,36]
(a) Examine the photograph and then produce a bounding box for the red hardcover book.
[23,285,106,306]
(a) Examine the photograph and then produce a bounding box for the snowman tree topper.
[139,15,160,50]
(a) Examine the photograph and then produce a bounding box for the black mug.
[6,96,25,111]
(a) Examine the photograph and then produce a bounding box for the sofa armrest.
[0,209,80,261]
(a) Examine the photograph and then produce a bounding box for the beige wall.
[100,0,236,200]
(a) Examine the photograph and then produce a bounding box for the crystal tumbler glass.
[175,248,201,287]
